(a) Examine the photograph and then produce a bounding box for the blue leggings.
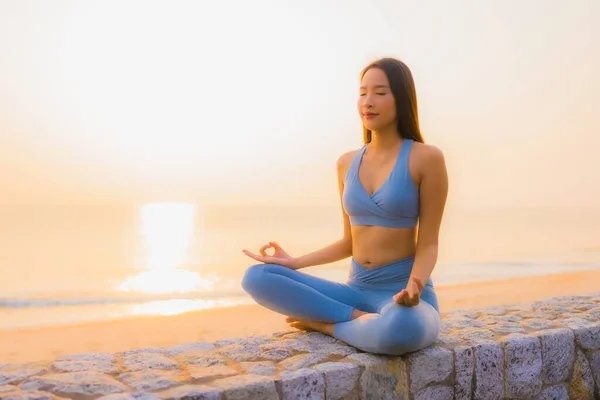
[241,256,440,355]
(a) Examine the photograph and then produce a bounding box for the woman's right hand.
[242,241,298,269]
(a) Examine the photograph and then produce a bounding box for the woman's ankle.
[350,309,369,320]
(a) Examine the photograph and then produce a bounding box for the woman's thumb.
[269,241,280,249]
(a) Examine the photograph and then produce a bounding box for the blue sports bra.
[342,139,419,228]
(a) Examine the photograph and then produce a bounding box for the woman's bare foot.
[285,317,334,336]
[285,309,370,336]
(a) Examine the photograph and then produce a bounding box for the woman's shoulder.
[336,147,362,172]
[411,141,446,177]
[411,141,445,162]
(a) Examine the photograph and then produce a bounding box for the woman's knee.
[241,263,289,293]
[376,303,439,355]
[241,263,268,293]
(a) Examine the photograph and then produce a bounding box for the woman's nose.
[361,96,374,108]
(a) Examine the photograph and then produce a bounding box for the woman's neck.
[368,126,402,153]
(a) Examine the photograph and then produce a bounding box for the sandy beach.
[1,268,599,364]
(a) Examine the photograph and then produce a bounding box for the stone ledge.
[1,293,599,399]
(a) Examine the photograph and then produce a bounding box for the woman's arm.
[291,152,355,270]
[409,145,449,283]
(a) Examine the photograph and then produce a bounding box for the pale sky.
[1,0,599,210]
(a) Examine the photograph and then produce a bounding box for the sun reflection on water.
[126,298,253,317]
[117,202,220,311]
[117,268,217,294]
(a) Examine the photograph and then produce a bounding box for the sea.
[0,203,598,331]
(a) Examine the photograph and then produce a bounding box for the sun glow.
[117,202,217,295]
[140,202,196,271]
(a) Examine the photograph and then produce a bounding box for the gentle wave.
[0,290,247,308]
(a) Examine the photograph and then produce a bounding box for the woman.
[241,57,448,356]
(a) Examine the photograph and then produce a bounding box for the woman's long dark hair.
[360,58,425,144]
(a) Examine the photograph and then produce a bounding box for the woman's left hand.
[393,277,424,307]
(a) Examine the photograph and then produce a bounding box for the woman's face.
[358,67,396,132]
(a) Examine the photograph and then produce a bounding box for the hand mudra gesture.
[393,276,424,307]
[242,241,297,269]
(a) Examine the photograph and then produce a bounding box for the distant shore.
[2,268,600,364]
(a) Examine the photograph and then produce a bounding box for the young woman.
[241,57,449,356]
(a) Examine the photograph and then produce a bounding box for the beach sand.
[1,269,599,364]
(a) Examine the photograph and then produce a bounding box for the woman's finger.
[411,284,421,305]
[395,289,406,305]
[406,285,414,304]
[241,249,254,258]
[410,293,419,305]
[259,244,272,256]
[413,277,424,291]
[242,250,265,263]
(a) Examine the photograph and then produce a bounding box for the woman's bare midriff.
[351,225,416,268]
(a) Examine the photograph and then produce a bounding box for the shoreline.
[3,263,599,328]
[2,268,600,364]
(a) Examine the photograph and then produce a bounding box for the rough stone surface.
[187,365,238,382]
[2,293,600,399]
[539,383,569,400]
[165,342,215,356]
[278,353,329,371]
[98,393,161,400]
[176,353,227,367]
[588,349,600,396]
[537,328,575,384]
[239,361,277,376]
[453,345,474,400]
[473,342,504,400]
[119,370,187,392]
[52,352,119,374]
[405,346,453,394]
[489,323,526,334]
[211,374,278,400]
[345,353,407,399]
[413,385,453,400]
[122,352,179,372]
[457,327,495,343]
[574,323,600,351]
[0,364,48,385]
[156,384,222,400]
[522,318,555,330]
[21,371,127,397]
[278,368,325,400]
[501,333,542,398]
[0,388,67,400]
[313,362,361,400]
[569,349,595,400]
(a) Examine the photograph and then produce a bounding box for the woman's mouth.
[364,112,378,120]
